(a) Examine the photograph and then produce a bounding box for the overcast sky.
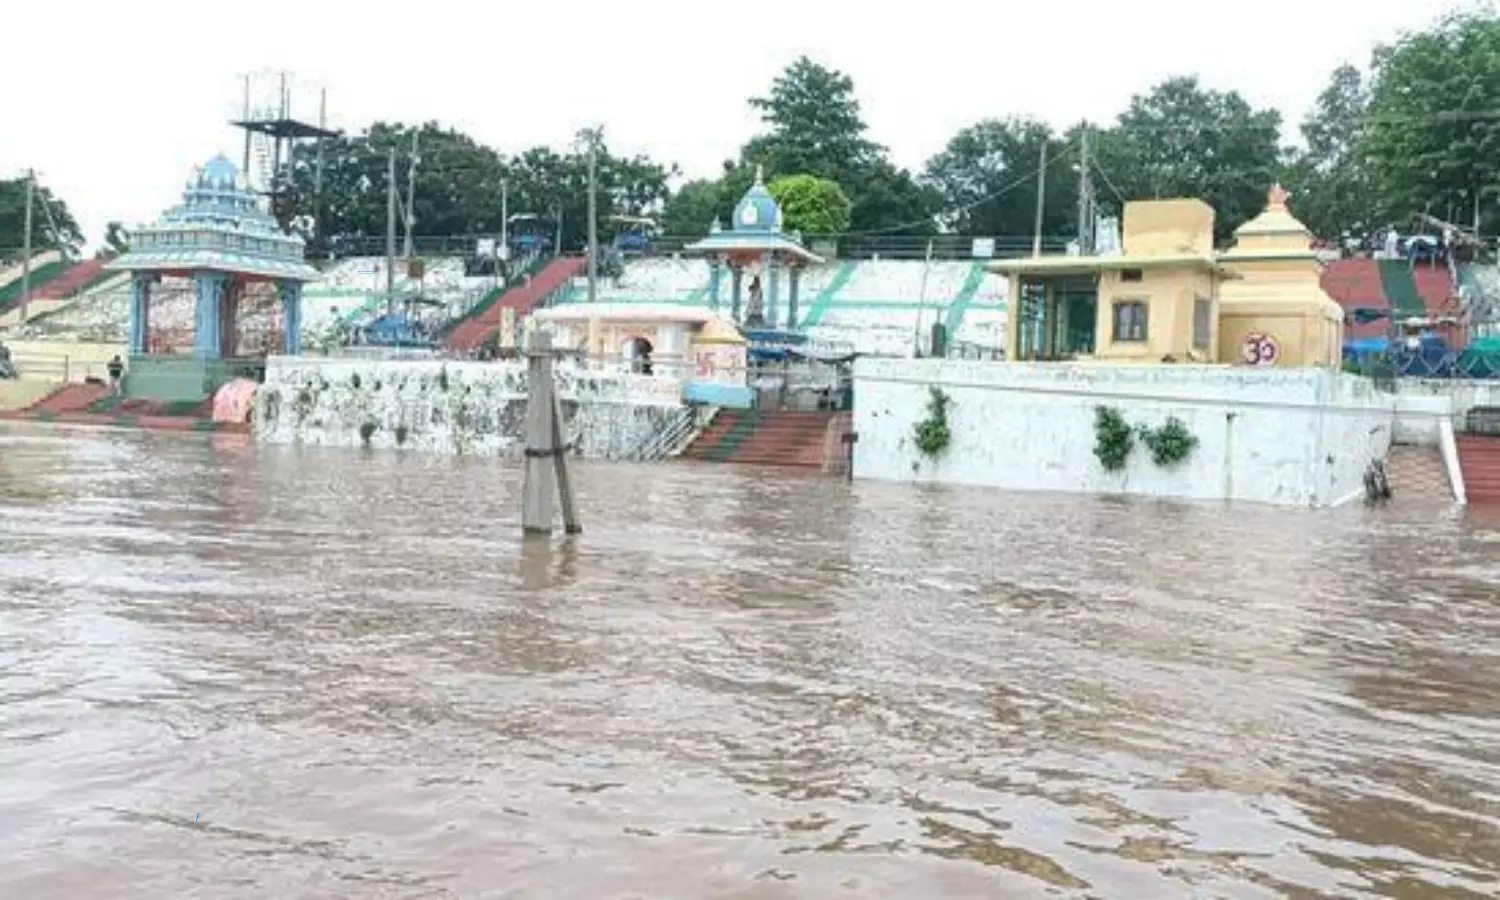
[1,0,1461,245]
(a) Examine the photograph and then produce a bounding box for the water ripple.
[2,422,1498,898]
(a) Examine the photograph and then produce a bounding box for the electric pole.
[500,180,509,251]
[403,130,420,258]
[20,170,34,323]
[1076,125,1094,255]
[385,147,397,316]
[584,127,600,304]
[1031,141,1048,257]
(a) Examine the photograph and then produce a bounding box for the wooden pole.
[522,332,581,535]
[551,389,582,534]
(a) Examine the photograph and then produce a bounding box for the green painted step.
[437,283,507,337]
[0,260,67,309]
[800,261,857,327]
[943,263,989,335]
[1377,259,1426,318]
[695,414,760,461]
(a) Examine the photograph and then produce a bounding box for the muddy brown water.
[1,423,1498,899]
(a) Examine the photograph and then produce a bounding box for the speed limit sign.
[1242,332,1280,366]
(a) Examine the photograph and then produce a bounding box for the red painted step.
[1322,258,1388,340]
[25,382,109,413]
[683,409,836,469]
[447,256,585,352]
[1457,435,1500,501]
[34,259,108,300]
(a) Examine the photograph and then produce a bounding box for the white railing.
[631,405,698,461]
[9,351,113,383]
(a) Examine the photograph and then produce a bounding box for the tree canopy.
[201,14,1500,255]
[768,174,852,236]
[280,122,675,254]
[0,177,85,258]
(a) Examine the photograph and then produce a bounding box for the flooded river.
[2,424,1499,898]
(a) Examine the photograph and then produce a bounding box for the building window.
[1193,295,1212,350]
[1112,300,1149,342]
[1120,268,1144,283]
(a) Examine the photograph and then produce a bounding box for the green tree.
[661,178,725,236]
[1362,11,1500,232]
[1282,64,1379,241]
[739,57,930,234]
[767,174,852,235]
[660,161,758,237]
[743,56,882,181]
[0,177,85,257]
[1093,76,1283,239]
[923,117,1078,238]
[279,122,675,254]
[101,221,130,258]
[845,161,940,235]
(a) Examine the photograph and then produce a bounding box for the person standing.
[106,355,124,396]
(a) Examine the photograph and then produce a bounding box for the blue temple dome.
[104,155,320,283]
[731,165,783,233]
[198,154,240,191]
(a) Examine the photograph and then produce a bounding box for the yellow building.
[991,199,1234,363]
[1216,185,1344,367]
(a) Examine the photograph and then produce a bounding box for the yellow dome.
[695,314,746,345]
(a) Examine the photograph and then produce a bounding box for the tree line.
[4,9,1496,260]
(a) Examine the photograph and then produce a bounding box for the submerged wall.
[853,360,1395,507]
[253,357,683,458]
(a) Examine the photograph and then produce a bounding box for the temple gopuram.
[684,166,822,330]
[107,155,319,401]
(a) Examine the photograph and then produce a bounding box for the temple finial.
[1268,183,1290,210]
[754,163,765,186]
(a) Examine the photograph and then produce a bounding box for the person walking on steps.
[106,355,124,397]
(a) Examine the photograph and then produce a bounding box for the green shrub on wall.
[1093,406,1134,471]
[914,387,953,457]
[1094,407,1199,471]
[1138,416,1199,467]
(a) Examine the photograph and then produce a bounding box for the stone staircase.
[1383,445,1453,502]
[1457,435,1500,503]
[447,256,585,352]
[1321,258,1387,339]
[682,409,837,469]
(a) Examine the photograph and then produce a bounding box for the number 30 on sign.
[1241,332,1279,366]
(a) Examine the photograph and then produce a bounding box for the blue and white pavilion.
[108,155,319,374]
[684,167,822,329]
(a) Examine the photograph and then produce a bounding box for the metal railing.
[1344,348,1500,383]
[630,405,699,461]
[314,233,1075,263]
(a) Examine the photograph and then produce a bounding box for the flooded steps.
[1384,445,1452,501]
[1457,435,1500,502]
[682,409,836,469]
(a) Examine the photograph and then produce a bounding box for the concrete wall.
[0,379,59,412]
[852,359,1395,507]
[2,340,125,382]
[253,357,684,458]
[1394,379,1500,425]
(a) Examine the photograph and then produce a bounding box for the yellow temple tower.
[1216,185,1344,368]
